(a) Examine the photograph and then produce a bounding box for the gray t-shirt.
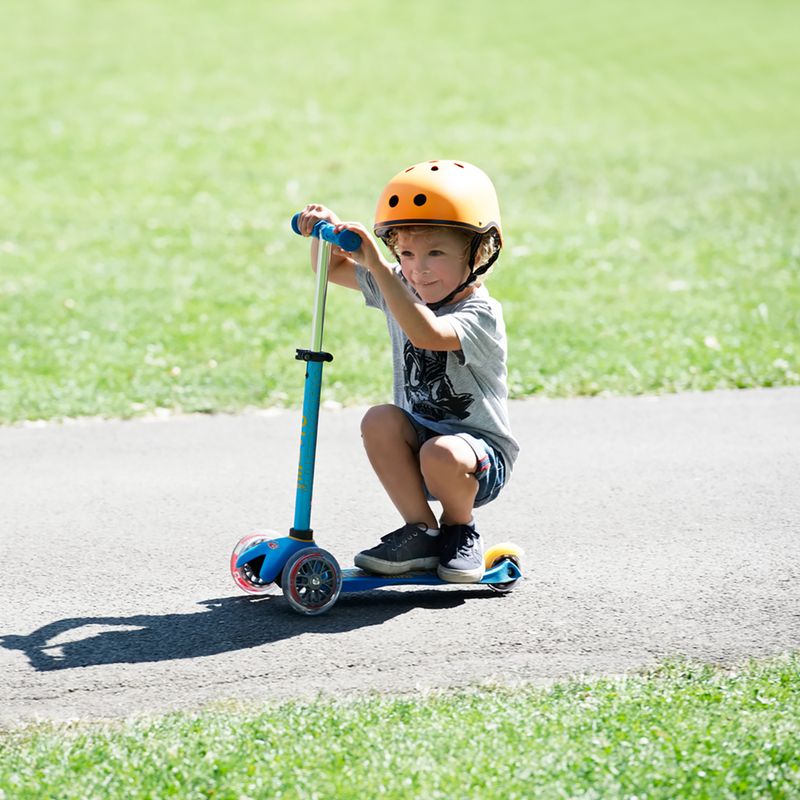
[356,264,519,475]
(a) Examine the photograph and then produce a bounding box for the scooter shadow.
[0,588,498,673]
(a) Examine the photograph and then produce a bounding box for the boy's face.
[395,228,472,305]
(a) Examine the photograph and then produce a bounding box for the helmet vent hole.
[430,165,439,171]
[413,193,427,206]
[455,162,464,168]
[405,167,415,172]
[388,195,399,208]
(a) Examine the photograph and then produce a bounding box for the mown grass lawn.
[1,656,798,799]
[1,0,798,423]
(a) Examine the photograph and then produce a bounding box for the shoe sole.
[354,554,440,575]
[436,564,485,583]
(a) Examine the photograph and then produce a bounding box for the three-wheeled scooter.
[229,214,524,615]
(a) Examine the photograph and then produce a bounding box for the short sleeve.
[446,299,502,367]
[355,264,384,310]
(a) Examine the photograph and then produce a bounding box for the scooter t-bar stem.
[310,238,331,352]
[289,212,361,538]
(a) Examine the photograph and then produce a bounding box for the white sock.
[424,527,440,537]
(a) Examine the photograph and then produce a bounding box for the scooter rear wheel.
[281,548,342,615]
[484,543,524,595]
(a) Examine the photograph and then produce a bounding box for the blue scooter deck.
[340,560,522,593]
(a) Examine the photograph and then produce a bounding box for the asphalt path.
[1,387,798,727]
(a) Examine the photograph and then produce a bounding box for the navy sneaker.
[437,522,485,583]
[354,523,440,575]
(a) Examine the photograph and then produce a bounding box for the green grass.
[1,0,799,422]
[2,656,799,799]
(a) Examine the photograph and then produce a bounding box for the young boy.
[295,159,518,583]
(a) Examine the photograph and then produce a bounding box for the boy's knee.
[420,436,471,479]
[360,404,403,442]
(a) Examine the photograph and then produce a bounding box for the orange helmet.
[374,160,503,246]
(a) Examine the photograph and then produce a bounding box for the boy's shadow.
[0,589,491,672]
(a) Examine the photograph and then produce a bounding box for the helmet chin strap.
[425,236,500,312]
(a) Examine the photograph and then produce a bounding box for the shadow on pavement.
[0,588,497,672]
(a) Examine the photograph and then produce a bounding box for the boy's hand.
[295,204,341,236]
[333,221,390,272]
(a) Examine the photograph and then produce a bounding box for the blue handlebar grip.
[290,213,362,252]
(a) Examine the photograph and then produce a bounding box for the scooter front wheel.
[230,533,281,595]
[281,548,342,615]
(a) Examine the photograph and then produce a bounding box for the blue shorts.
[400,410,507,508]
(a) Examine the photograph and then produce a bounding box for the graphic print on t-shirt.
[403,340,473,422]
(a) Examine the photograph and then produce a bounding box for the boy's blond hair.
[383,226,501,279]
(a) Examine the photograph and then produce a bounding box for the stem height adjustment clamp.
[295,349,334,363]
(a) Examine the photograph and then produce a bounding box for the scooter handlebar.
[291,213,362,252]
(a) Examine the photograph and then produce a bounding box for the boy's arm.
[295,205,359,290]
[335,222,462,352]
